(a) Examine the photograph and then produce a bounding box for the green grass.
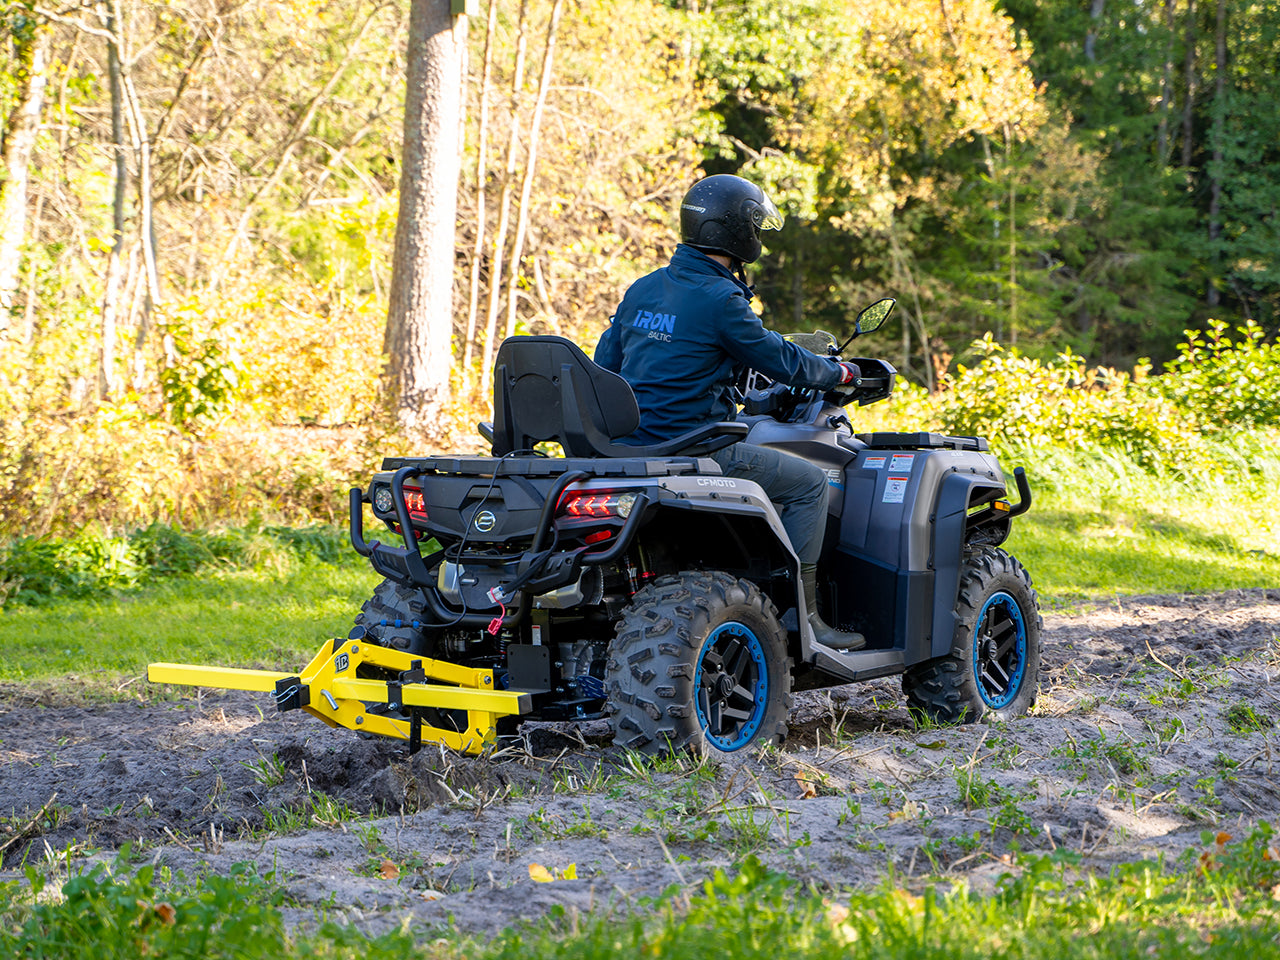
[1003,443,1280,604]
[0,560,379,686]
[3,829,1277,958]
[2,440,1277,684]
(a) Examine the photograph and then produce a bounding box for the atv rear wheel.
[605,571,792,759]
[353,579,468,734]
[354,579,430,656]
[902,547,1042,724]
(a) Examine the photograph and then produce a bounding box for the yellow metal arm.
[148,663,292,692]
[147,638,530,755]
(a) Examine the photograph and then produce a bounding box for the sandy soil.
[1,588,1277,936]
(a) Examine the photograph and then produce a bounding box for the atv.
[150,297,1041,756]
[344,297,1042,757]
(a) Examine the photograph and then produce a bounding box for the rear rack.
[855,432,989,452]
[380,455,719,478]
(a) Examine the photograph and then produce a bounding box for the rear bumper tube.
[350,487,372,556]
[418,583,532,631]
[1007,466,1032,518]
[579,492,652,566]
[349,480,434,585]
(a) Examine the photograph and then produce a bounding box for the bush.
[873,321,1280,475]
[0,522,351,608]
[1160,319,1280,431]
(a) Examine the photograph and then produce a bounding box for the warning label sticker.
[888,453,916,472]
[882,475,910,503]
[864,456,887,470]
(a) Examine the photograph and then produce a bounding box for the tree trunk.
[501,0,564,343]
[99,0,129,402]
[1182,0,1197,172]
[383,0,468,440]
[462,0,499,369]
[1157,0,1176,164]
[1006,127,1017,347]
[1085,0,1105,63]
[121,71,160,391]
[1206,0,1226,308]
[0,19,51,325]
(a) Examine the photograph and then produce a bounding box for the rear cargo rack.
[380,455,719,479]
[855,432,989,452]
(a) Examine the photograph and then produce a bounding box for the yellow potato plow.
[148,638,531,755]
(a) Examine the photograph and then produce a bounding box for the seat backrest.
[491,336,640,457]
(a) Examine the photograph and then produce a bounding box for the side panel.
[828,551,933,654]
[830,449,1007,664]
[744,417,856,517]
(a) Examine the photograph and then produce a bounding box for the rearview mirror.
[838,298,896,352]
[855,298,895,334]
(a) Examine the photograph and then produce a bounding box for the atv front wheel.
[902,547,1042,724]
[605,571,792,758]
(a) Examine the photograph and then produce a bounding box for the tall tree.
[99,0,129,400]
[462,0,498,369]
[383,0,469,439]
[0,6,50,323]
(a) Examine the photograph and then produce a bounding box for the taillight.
[403,484,428,521]
[558,491,638,519]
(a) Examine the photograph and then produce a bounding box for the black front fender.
[924,472,1012,662]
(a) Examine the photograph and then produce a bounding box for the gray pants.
[710,442,829,563]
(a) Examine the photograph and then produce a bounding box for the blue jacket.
[595,244,843,444]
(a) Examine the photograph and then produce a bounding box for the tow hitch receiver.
[148,639,531,755]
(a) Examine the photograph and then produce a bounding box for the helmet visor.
[756,192,784,231]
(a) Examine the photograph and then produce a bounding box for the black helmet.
[679,174,784,265]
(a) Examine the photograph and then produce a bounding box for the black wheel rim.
[971,591,1028,709]
[693,621,769,751]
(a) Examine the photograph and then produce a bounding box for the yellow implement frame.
[149,638,531,755]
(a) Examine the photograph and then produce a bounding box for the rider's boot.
[801,563,866,651]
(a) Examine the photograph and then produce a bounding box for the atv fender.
[644,475,807,646]
[925,471,1010,662]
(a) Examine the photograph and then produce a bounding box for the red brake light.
[403,485,428,520]
[558,491,638,519]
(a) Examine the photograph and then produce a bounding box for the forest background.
[1,0,1278,541]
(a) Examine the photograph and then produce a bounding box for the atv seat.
[490,335,746,459]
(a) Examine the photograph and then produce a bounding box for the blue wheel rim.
[693,621,769,751]
[971,591,1028,710]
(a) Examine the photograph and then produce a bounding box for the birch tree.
[0,5,50,324]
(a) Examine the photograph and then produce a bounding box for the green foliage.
[0,522,350,608]
[903,320,1280,474]
[9,861,290,959]
[1,812,1278,957]
[1161,320,1280,431]
[158,307,245,426]
[1223,703,1273,735]
[929,335,1198,469]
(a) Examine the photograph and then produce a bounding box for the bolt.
[483,676,491,685]
[356,716,363,725]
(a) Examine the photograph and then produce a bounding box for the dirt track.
[2,589,1278,936]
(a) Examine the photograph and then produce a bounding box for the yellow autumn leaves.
[528,862,578,882]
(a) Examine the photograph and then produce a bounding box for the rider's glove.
[837,361,860,385]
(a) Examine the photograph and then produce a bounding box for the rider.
[595,174,865,651]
